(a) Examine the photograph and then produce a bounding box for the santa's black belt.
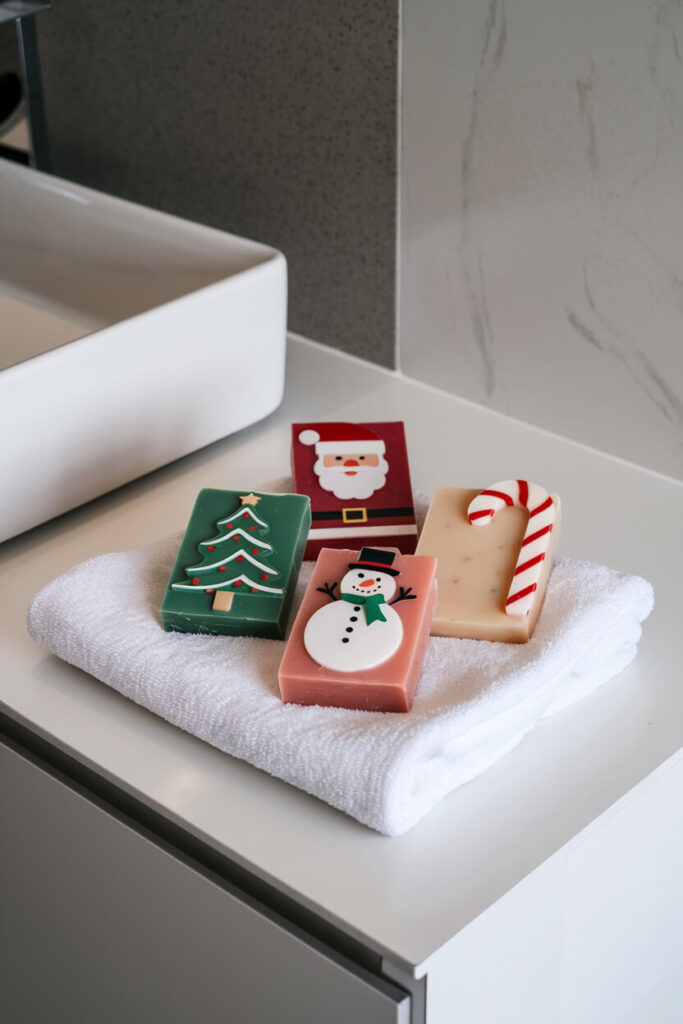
[312,506,414,524]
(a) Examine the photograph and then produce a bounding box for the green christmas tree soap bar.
[161,489,311,639]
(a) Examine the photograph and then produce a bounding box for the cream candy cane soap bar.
[278,546,437,712]
[415,480,561,642]
[161,489,310,639]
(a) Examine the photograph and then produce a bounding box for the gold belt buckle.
[342,506,367,523]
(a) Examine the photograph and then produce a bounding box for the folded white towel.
[27,488,654,836]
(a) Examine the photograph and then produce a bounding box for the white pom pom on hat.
[298,429,320,446]
[297,422,385,455]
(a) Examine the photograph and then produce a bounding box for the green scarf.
[342,591,387,624]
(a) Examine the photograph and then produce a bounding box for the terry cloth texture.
[27,486,654,836]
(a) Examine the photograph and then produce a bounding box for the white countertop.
[2,335,680,974]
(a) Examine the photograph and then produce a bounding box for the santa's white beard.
[314,458,389,500]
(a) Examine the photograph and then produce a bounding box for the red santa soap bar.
[278,546,437,713]
[291,421,418,559]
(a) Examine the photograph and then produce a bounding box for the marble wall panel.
[400,0,683,479]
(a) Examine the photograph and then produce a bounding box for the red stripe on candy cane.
[468,508,494,522]
[529,495,553,518]
[506,582,538,607]
[467,480,556,617]
[513,552,545,577]
[521,523,553,547]
[480,489,514,506]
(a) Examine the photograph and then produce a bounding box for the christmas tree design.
[171,494,283,611]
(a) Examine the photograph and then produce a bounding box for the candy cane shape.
[467,480,556,617]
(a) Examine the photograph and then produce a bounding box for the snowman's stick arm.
[316,581,339,602]
[389,586,417,605]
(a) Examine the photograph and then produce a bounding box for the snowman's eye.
[375,577,381,582]
[358,573,365,578]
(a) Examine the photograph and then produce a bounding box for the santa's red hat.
[297,422,385,457]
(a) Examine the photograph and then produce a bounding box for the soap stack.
[161,421,561,714]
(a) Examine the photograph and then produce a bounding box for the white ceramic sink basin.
[0,159,287,542]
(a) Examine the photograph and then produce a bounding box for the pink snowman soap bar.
[278,547,437,713]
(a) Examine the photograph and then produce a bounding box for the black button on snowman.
[304,548,416,673]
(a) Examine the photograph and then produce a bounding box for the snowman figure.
[304,548,416,673]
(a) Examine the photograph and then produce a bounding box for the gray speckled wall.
[36,0,398,367]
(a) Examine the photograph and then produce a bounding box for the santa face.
[314,453,389,500]
[339,568,396,602]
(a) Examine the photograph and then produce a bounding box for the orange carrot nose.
[359,579,375,587]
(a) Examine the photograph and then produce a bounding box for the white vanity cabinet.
[4,725,683,1024]
[0,737,410,1024]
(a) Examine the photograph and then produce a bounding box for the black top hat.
[347,547,400,576]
